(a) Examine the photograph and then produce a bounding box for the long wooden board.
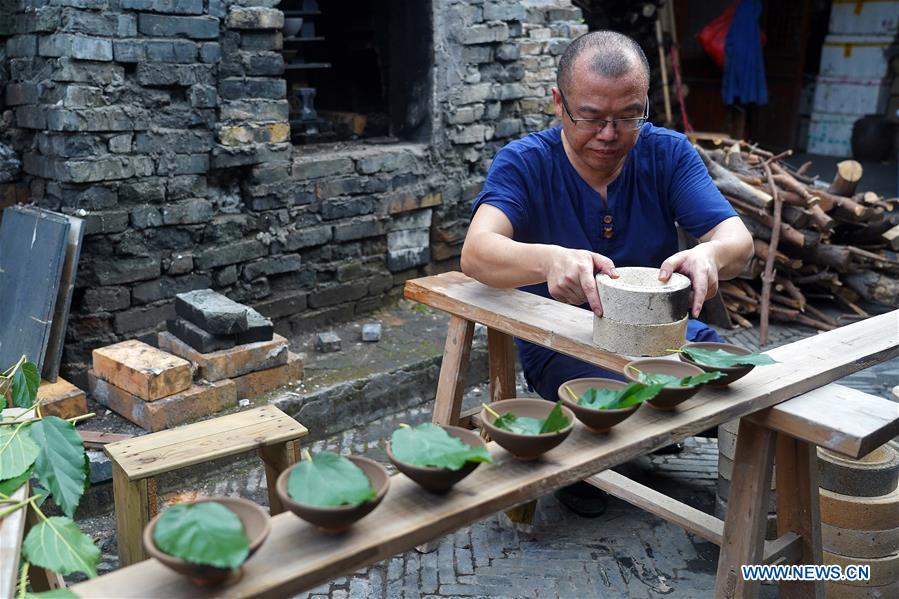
[404,271,632,372]
[73,309,899,598]
[0,483,29,598]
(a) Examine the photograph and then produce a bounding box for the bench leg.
[432,316,475,426]
[112,462,151,566]
[775,434,824,599]
[715,419,776,599]
[259,439,300,515]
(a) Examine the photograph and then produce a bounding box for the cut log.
[797,244,852,272]
[806,205,835,232]
[814,188,870,220]
[740,213,806,248]
[781,205,810,228]
[828,160,863,197]
[883,224,899,250]
[753,238,802,269]
[844,271,899,306]
[697,146,773,209]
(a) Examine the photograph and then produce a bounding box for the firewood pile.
[694,135,899,345]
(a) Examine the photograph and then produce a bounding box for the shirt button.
[603,226,613,239]
[603,215,613,224]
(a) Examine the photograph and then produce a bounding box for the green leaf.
[577,383,664,410]
[632,368,722,388]
[680,347,777,368]
[0,393,6,410]
[390,423,493,471]
[494,401,571,435]
[153,502,250,570]
[27,590,80,599]
[287,452,376,508]
[22,516,100,578]
[11,362,40,409]
[0,465,33,497]
[0,423,39,480]
[29,417,87,518]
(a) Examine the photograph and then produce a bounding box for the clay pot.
[624,358,707,411]
[143,496,271,587]
[479,398,575,461]
[275,455,389,533]
[558,377,640,432]
[386,425,487,493]
[677,342,755,387]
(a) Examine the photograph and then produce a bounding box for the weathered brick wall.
[1,0,584,386]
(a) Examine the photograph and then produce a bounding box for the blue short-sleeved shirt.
[471,124,737,383]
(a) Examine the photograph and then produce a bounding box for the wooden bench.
[72,273,899,598]
[104,405,308,566]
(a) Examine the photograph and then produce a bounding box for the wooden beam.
[431,316,475,427]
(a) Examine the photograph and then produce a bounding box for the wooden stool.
[105,405,307,566]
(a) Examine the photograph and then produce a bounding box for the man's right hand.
[544,246,618,317]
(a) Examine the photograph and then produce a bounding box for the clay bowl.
[275,455,389,533]
[677,342,755,387]
[386,425,487,493]
[557,378,641,433]
[479,399,575,461]
[143,496,271,587]
[624,358,707,411]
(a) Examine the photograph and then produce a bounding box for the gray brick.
[132,274,213,305]
[121,0,203,14]
[63,85,105,109]
[333,217,385,242]
[219,77,285,100]
[136,62,215,86]
[83,210,129,235]
[95,257,161,285]
[113,303,175,334]
[292,156,354,179]
[309,281,368,309]
[239,31,282,51]
[495,43,520,61]
[387,247,429,272]
[241,254,301,281]
[47,107,137,132]
[108,133,132,153]
[456,23,509,45]
[166,175,207,199]
[134,129,213,154]
[283,225,331,251]
[5,82,41,106]
[131,206,163,229]
[320,197,376,221]
[138,14,219,39]
[484,3,527,21]
[49,58,124,84]
[39,34,113,61]
[7,35,37,57]
[156,153,209,176]
[199,42,220,63]
[226,7,283,30]
[82,286,130,312]
[253,291,306,319]
[195,239,267,270]
[167,254,193,275]
[219,99,288,122]
[188,84,218,108]
[15,106,47,129]
[118,178,166,204]
[53,184,117,210]
[161,199,213,224]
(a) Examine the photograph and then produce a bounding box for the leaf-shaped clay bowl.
[558,378,641,433]
[143,496,271,587]
[479,399,575,461]
[624,358,707,411]
[275,455,389,533]
[677,342,755,387]
[386,425,487,493]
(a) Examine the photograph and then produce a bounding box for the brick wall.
[0,0,585,386]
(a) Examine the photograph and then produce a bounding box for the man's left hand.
[658,244,720,318]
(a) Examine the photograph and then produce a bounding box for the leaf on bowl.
[631,368,722,388]
[679,347,777,367]
[390,423,493,471]
[287,451,376,508]
[153,502,250,570]
[493,401,570,435]
[575,382,664,410]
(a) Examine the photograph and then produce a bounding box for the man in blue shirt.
[460,31,753,515]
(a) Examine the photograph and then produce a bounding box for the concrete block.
[158,331,289,381]
[316,331,341,353]
[167,317,235,353]
[232,351,303,399]
[88,371,237,432]
[175,288,249,335]
[92,339,193,401]
[362,323,382,342]
[36,377,87,419]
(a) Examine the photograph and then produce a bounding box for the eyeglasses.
[559,91,649,133]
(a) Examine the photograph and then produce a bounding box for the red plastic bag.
[696,1,739,69]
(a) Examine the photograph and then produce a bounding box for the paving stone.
[316,331,341,353]
[235,308,274,345]
[167,317,236,353]
[158,331,288,381]
[175,288,249,335]
[92,339,192,401]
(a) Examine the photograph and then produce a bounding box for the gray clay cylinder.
[596,267,692,325]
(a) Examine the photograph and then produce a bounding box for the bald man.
[461,31,753,515]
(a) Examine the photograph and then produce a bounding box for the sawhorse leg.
[715,418,777,598]
[432,316,475,426]
[259,439,300,515]
[112,462,151,566]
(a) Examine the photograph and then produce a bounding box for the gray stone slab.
[43,214,84,382]
[235,308,273,345]
[362,322,382,342]
[0,206,70,374]
[167,317,235,353]
[174,288,248,334]
[316,331,341,353]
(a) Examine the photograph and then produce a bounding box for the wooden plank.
[42,214,83,382]
[73,310,899,597]
[92,340,193,402]
[105,405,308,480]
[586,470,724,545]
[405,272,631,373]
[487,329,516,403]
[430,316,474,427]
[748,383,899,459]
[0,483,29,599]
[79,430,134,449]
[715,419,777,599]
[112,462,150,566]
[775,434,824,598]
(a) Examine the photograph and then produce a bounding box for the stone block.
[387,247,430,272]
[194,239,267,270]
[385,190,442,215]
[136,62,215,86]
[175,288,249,334]
[161,199,213,224]
[362,323,381,342]
[308,281,368,309]
[7,35,37,58]
[37,377,88,419]
[333,217,386,242]
[95,257,160,285]
[138,14,219,39]
[219,99,288,122]
[131,206,163,229]
[92,339,193,401]
[292,156,354,179]
[388,228,429,252]
[113,303,175,334]
[122,0,203,15]
[109,133,132,153]
[88,371,237,432]
[83,286,130,312]
[235,308,274,345]
[188,84,218,108]
[226,6,283,30]
[38,33,112,61]
[219,77,286,100]
[240,31,282,51]
[232,351,302,399]
[316,331,341,353]
[49,58,124,84]
[158,331,289,381]
[253,291,307,319]
[82,210,129,235]
[167,317,235,353]
[456,23,509,45]
[495,43,520,61]
[242,254,301,281]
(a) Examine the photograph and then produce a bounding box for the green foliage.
[678,347,777,368]
[287,452,376,508]
[630,368,722,388]
[493,401,571,435]
[22,516,100,578]
[11,362,40,409]
[575,383,664,410]
[153,502,250,570]
[0,466,33,497]
[390,423,493,471]
[29,417,87,518]
[26,590,80,599]
[0,423,40,480]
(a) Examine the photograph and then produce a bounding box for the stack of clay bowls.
[819,441,899,598]
[594,267,691,357]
